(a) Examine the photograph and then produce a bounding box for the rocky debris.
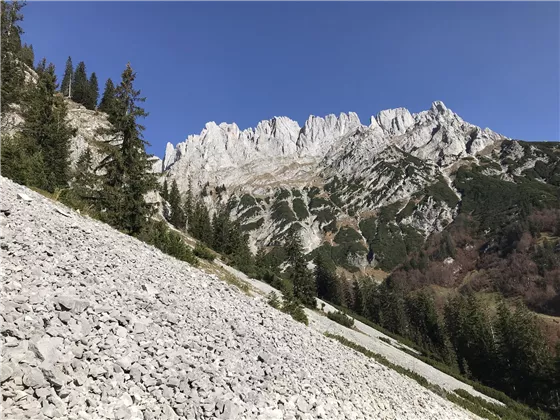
[1,177,478,419]
[17,192,32,202]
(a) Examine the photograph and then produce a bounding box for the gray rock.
[30,336,63,364]
[1,363,14,383]
[22,367,47,388]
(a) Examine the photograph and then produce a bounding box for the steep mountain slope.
[160,102,506,260]
[0,177,479,420]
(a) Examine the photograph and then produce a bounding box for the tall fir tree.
[97,63,156,234]
[71,147,98,203]
[1,0,25,111]
[86,72,99,110]
[60,56,73,97]
[13,59,75,191]
[184,179,194,227]
[161,179,169,201]
[444,292,498,385]
[314,252,340,304]
[494,300,553,404]
[285,225,316,307]
[352,277,363,315]
[188,197,212,245]
[20,42,33,67]
[72,61,88,106]
[168,180,185,229]
[98,78,116,116]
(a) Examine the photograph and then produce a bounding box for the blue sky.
[22,2,559,157]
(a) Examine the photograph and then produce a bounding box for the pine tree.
[20,42,33,67]
[494,300,553,404]
[97,63,156,234]
[1,0,26,111]
[211,206,230,253]
[189,197,212,245]
[405,291,448,359]
[184,179,194,228]
[12,59,75,191]
[352,277,363,315]
[86,72,99,110]
[314,252,339,304]
[161,179,169,201]
[379,279,407,336]
[168,180,185,229]
[361,279,382,324]
[98,78,116,115]
[286,226,316,307]
[60,56,73,97]
[72,61,88,106]
[71,147,98,202]
[444,292,498,385]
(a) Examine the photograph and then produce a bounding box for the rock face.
[160,101,507,258]
[163,101,504,193]
[0,177,477,419]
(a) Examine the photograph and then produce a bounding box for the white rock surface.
[0,177,479,419]
[163,101,507,196]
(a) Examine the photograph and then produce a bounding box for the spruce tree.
[184,179,194,227]
[86,72,99,110]
[97,63,156,234]
[314,252,339,304]
[161,179,169,201]
[72,61,88,106]
[352,277,363,315]
[20,42,33,67]
[168,180,185,229]
[494,300,552,404]
[286,226,316,307]
[15,59,75,191]
[1,0,25,111]
[98,78,116,115]
[60,56,73,97]
[72,147,98,202]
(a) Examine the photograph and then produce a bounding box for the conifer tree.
[378,279,407,336]
[494,300,552,403]
[20,42,33,67]
[352,277,363,315]
[86,72,99,110]
[189,197,212,245]
[98,78,116,115]
[444,292,498,385]
[184,179,194,227]
[72,147,98,202]
[286,226,316,307]
[1,0,25,111]
[314,252,340,304]
[406,291,448,358]
[72,61,88,106]
[211,206,230,253]
[97,63,156,234]
[161,179,169,201]
[168,180,185,229]
[60,56,73,97]
[13,59,75,191]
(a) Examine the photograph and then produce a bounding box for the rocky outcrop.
[159,101,508,258]
[0,177,478,419]
[162,101,506,195]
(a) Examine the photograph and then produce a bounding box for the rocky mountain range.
[157,101,558,274]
